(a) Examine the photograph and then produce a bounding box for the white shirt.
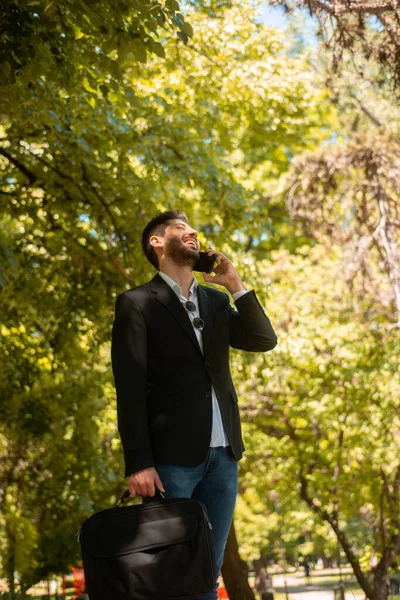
[159,271,249,447]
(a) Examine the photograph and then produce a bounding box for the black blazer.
[111,274,277,477]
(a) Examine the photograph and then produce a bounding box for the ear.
[149,234,164,249]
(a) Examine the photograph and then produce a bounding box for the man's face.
[163,219,200,266]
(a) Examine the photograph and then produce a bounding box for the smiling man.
[111,209,277,600]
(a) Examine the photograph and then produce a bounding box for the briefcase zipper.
[203,515,216,581]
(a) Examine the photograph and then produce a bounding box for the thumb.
[154,472,165,493]
[202,271,214,282]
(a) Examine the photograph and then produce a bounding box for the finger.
[128,482,137,496]
[155,473,165,493]
[136,479,146,497]
[202,272,214,282]
[205,249,220,258]
[137,476,148,497]
[147,479,156,497]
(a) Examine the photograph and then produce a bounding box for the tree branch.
[0,148,38,185]
[80,161,129,250]
[308,0,400,16]
[349,92,382,127]
[299,470,374,598]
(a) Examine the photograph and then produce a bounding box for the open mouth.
[185,239,198,248]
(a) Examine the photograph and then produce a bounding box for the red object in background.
[72,567,85,598]
[218,586,229,599]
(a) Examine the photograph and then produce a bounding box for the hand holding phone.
[201,250,245,294]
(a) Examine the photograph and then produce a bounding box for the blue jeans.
[155,446,238,600]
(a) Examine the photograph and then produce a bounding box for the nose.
[186,227,198,238]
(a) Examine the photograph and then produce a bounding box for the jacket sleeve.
[111,292,155,478]
[228,290,278,352]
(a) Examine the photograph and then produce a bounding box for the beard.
[166,236,199,267]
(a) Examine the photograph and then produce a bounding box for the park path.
[287,592,334,600]
[287,592,363,600]
[272,571,365,600]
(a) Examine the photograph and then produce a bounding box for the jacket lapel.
[150,274,202,356]
[197,284,215,360]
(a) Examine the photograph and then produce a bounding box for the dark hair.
[141,210,188,269]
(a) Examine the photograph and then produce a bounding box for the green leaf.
[131,42,147,64]
[180,22,194,38]
[177,31,188,44]
[152,43,166,58]
[85,95,96,108]
[165,0,181,12]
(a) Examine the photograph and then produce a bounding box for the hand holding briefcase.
[79,490,216,600]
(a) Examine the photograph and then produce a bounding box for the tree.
[235,245,400,600]
[225,11,400,598]
[0,0,335,590]
[234,485,338,568]
[270,0,400,96]
[0,0,192,92]
[285,136,400,325]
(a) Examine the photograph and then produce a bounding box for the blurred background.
[1,1,400,598]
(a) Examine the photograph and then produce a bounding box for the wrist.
[226,277,245,295]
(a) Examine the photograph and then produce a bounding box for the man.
[111,210,277,600]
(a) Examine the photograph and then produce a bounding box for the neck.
[159,260,195,298]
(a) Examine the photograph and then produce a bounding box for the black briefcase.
[79,490,216,600]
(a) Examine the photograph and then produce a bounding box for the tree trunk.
[222,521,256,600]
[5,521,16,593]
[299,474,375,599]
[371,563,390,600]
[322,556,334,569]
[253,556,274,595]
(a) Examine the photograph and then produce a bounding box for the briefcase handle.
[116,489,165,507]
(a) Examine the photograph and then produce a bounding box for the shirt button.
[205,392,211,398]
[205,361,210,368]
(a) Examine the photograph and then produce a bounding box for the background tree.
[0,0,334,591]
[234,245,400,600]
[225,6,400,599]
[5,1,399,598]
[286,136,400,325]
[0,0,192,93]
[271,0,400,96]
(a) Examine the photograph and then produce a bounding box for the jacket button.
[205,361,210,368]
[205,392,211,398]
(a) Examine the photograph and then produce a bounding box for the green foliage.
[232,244,400,593]
[0,0,336,590]
[4,0,399,592]
[230,23,400,597]
[0,0,192,92]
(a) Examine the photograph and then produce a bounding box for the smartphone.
[193,251,216,274]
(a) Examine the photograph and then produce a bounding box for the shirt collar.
[159,271,198,298]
